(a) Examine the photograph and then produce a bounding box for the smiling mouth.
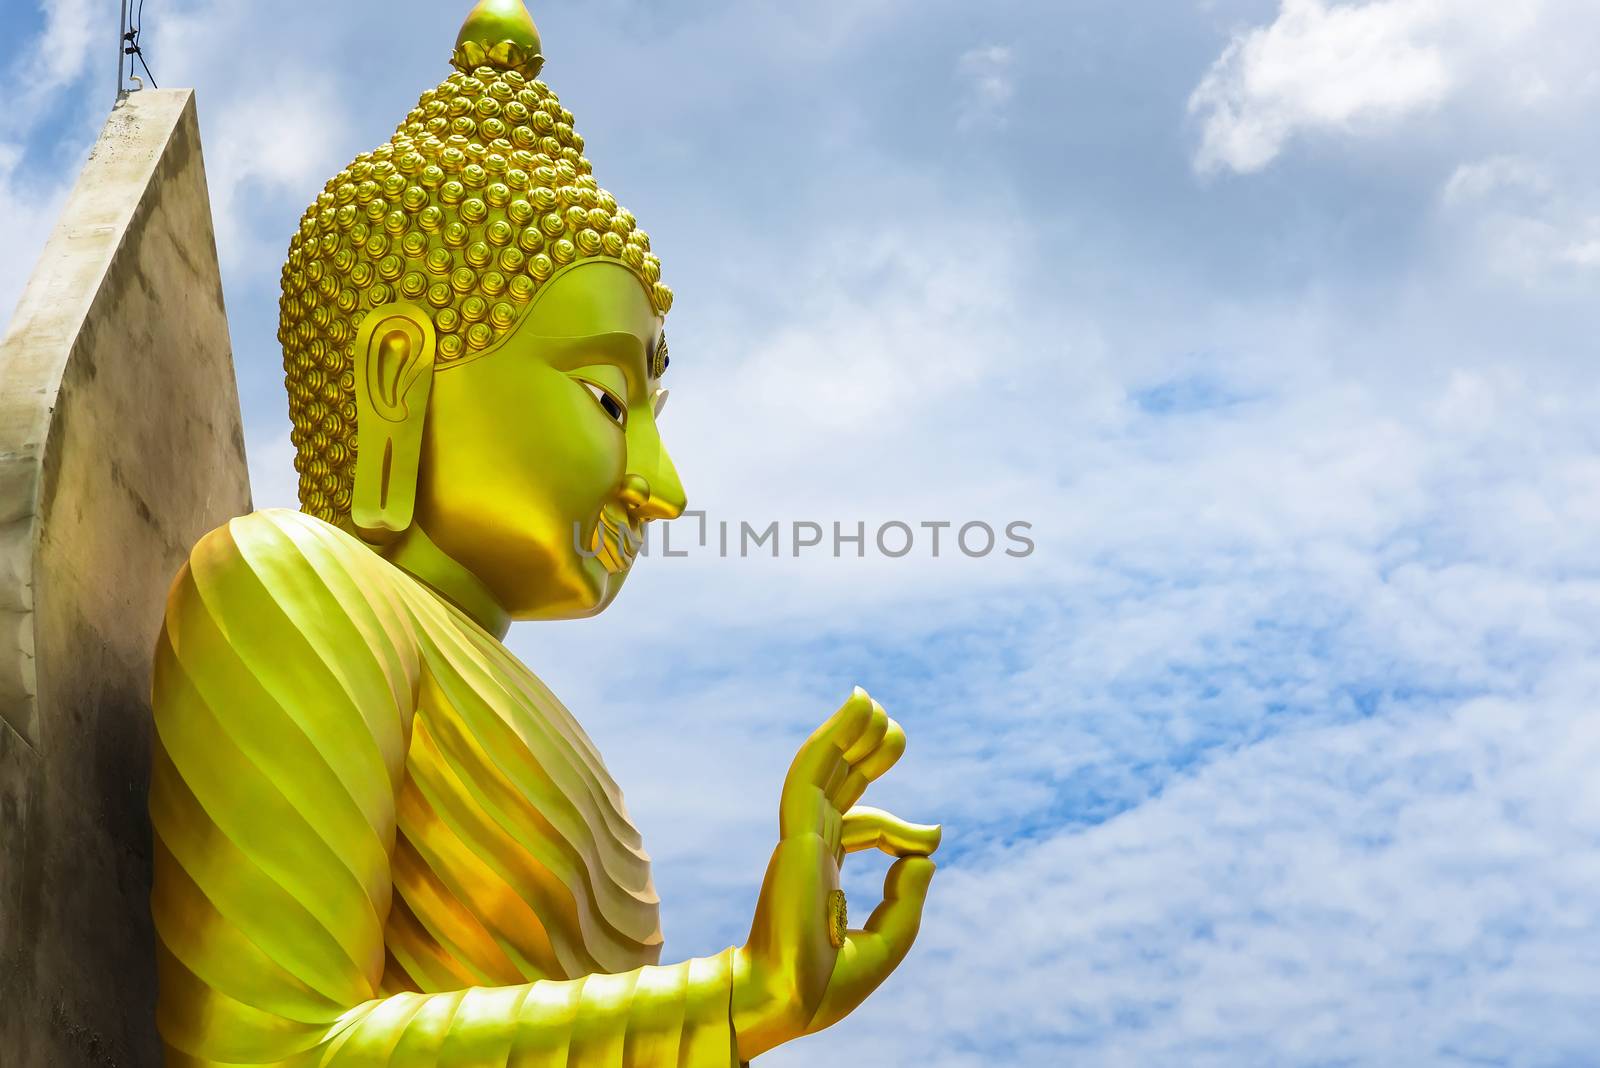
[592,512,640,575]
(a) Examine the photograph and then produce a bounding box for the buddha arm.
[150,510,739,1067]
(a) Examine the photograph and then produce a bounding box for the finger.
[820,758,850,804]
[788,688,874,786]
[866,854,937,940]
[840,806,942,858]
[781,689,874,836]
[804,856,937,1035]
[855,717,906,782]
[840,699,888,764]
[831,718,906,810]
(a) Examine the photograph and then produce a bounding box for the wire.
[123,0,158,90]
[135,49,158,89]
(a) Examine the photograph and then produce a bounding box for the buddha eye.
[652,388,669,419]
[580,380,627,427]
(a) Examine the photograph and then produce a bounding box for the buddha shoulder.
[159,509,423,718]
[173,508,409,614]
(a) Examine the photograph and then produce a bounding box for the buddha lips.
[590,512,640,574]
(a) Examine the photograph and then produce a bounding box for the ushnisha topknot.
[278,1,670,524]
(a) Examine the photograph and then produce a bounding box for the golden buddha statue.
[146,2,940,1064]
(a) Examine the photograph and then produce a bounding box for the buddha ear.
[351,303,437,541]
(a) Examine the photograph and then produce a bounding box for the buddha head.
[277,0,684,627]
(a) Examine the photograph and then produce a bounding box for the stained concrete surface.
[0,89,251,1066]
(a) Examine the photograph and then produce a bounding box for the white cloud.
[0,142,72,328]
[1187,0,1595,175]
[2,0,96,136]
[0,1,102,329]
[1439,155,1600,282]
[142,2,352,273]
[767,664,1600,1067]
[199,81,350,270]
[1190,0,1451,175]
[957,45,1015,129]
[1440,154,1549,206]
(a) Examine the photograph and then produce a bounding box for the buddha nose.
[619,474,651,512]
[619,460,686,522]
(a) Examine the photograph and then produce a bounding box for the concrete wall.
[0,89,251,1066]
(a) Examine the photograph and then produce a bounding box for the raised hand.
[733,688,941,1060]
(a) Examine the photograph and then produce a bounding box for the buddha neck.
[381,523,512,640]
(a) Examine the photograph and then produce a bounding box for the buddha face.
[411,260,685,620]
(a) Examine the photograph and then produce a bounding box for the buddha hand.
[732,687,941,1060]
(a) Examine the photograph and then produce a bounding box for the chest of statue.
[377,590,664,995]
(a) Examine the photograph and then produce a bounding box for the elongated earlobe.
[351,303,436,540]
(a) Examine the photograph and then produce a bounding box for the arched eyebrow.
[522,330,650,392]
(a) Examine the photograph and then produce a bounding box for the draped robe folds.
[150,509,738,1066]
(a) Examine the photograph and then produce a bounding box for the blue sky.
[5,1,1600,1064]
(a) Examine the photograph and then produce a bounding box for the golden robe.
[149,509,737,1066]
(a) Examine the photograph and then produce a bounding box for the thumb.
[805,855,937,1034]
[840,806,943,860]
